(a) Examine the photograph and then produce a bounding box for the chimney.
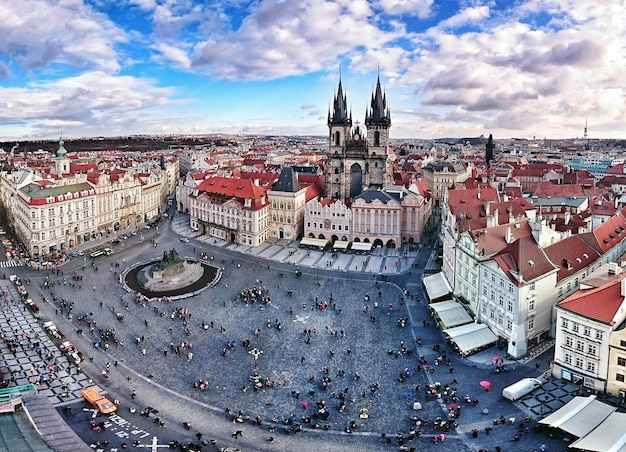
[484,202,490,216]
[621,277,626,297]
[505,226,513,244]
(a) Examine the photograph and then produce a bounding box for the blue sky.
[0,0,624,141]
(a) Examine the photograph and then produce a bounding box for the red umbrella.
[492,356,501,361]
[479,381,491,391]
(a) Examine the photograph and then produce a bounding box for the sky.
[1,0,625,141]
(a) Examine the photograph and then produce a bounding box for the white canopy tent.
[442,323,498,356]
[300,237,329,250]
[538,395,616,439]
[332,240,350,250]
[350,242,372,252]
[430,300,473,329]
[422,272,453,302]
[570,412,626,452]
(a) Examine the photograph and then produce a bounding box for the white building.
[553,268,626,393]
[189,176,270,246]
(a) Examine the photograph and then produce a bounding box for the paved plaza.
[0,212,589,452]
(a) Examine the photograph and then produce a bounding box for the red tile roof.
[532,181,607,198]
[194,176,269,210]
[543,235,601,282]
[472,221,533,256]
[558,276,626,324]
[492,235,558,285]
[579,209,626,254]
[447,187,499,209]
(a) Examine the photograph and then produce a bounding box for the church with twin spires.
[325,75,394,202]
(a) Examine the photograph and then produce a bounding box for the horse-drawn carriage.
[60,340,82,365]
[43,321,63,339]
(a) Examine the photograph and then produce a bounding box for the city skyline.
[1,0,625,141]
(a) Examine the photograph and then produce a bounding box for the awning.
[539,395,615,438]
[570,412,626,452]
[443,323,498,356]
[332,241,350,250]
[430,300,473,329]
[300,237,329,249]
[351,242,372,252]
[423,272,452,302]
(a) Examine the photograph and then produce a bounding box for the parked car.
[502,378,543,401]
[82,387,117,414]
[180,237,189,243]
[68,251,79,257]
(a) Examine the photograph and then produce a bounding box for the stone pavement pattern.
[0,213,581,452]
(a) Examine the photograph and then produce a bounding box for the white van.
[502,377,543,401]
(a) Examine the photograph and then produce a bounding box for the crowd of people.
[1,243,551,452]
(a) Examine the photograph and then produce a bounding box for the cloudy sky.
[0,0,624,141]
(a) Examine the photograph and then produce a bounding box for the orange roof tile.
[558,276,626,324]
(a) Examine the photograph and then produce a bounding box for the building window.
[529,299,535,310]
[507,301,513,312]
[621,340,626,347]
[573,323,580,333]
[565,336,573,348]
[618,357,626,366]
[558,287,563,297]
[562,318,569,329]
[565,354,572,365]
[575,357,583,369]
[617,373,625,382]
[587,362,595,374]
[588,344,597,356]
[528,319,535,330]
[576,341,584,352]
[596,330,603,340]
[584,326,591,337]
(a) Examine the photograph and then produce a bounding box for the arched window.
[334,131,341,145]
[334,168,339,174]
[374,131,380,146]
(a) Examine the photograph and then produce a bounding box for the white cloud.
[375,0,434,18]
[191,0,404,80]
[0,71,176,137]
[393,0,626,138]
[0,0,125,73]
[153,43,192,69]
[437,6,490,29]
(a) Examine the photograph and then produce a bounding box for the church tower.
[54,137,70,175]
[364,74,392,188]
[325,74,392,202]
